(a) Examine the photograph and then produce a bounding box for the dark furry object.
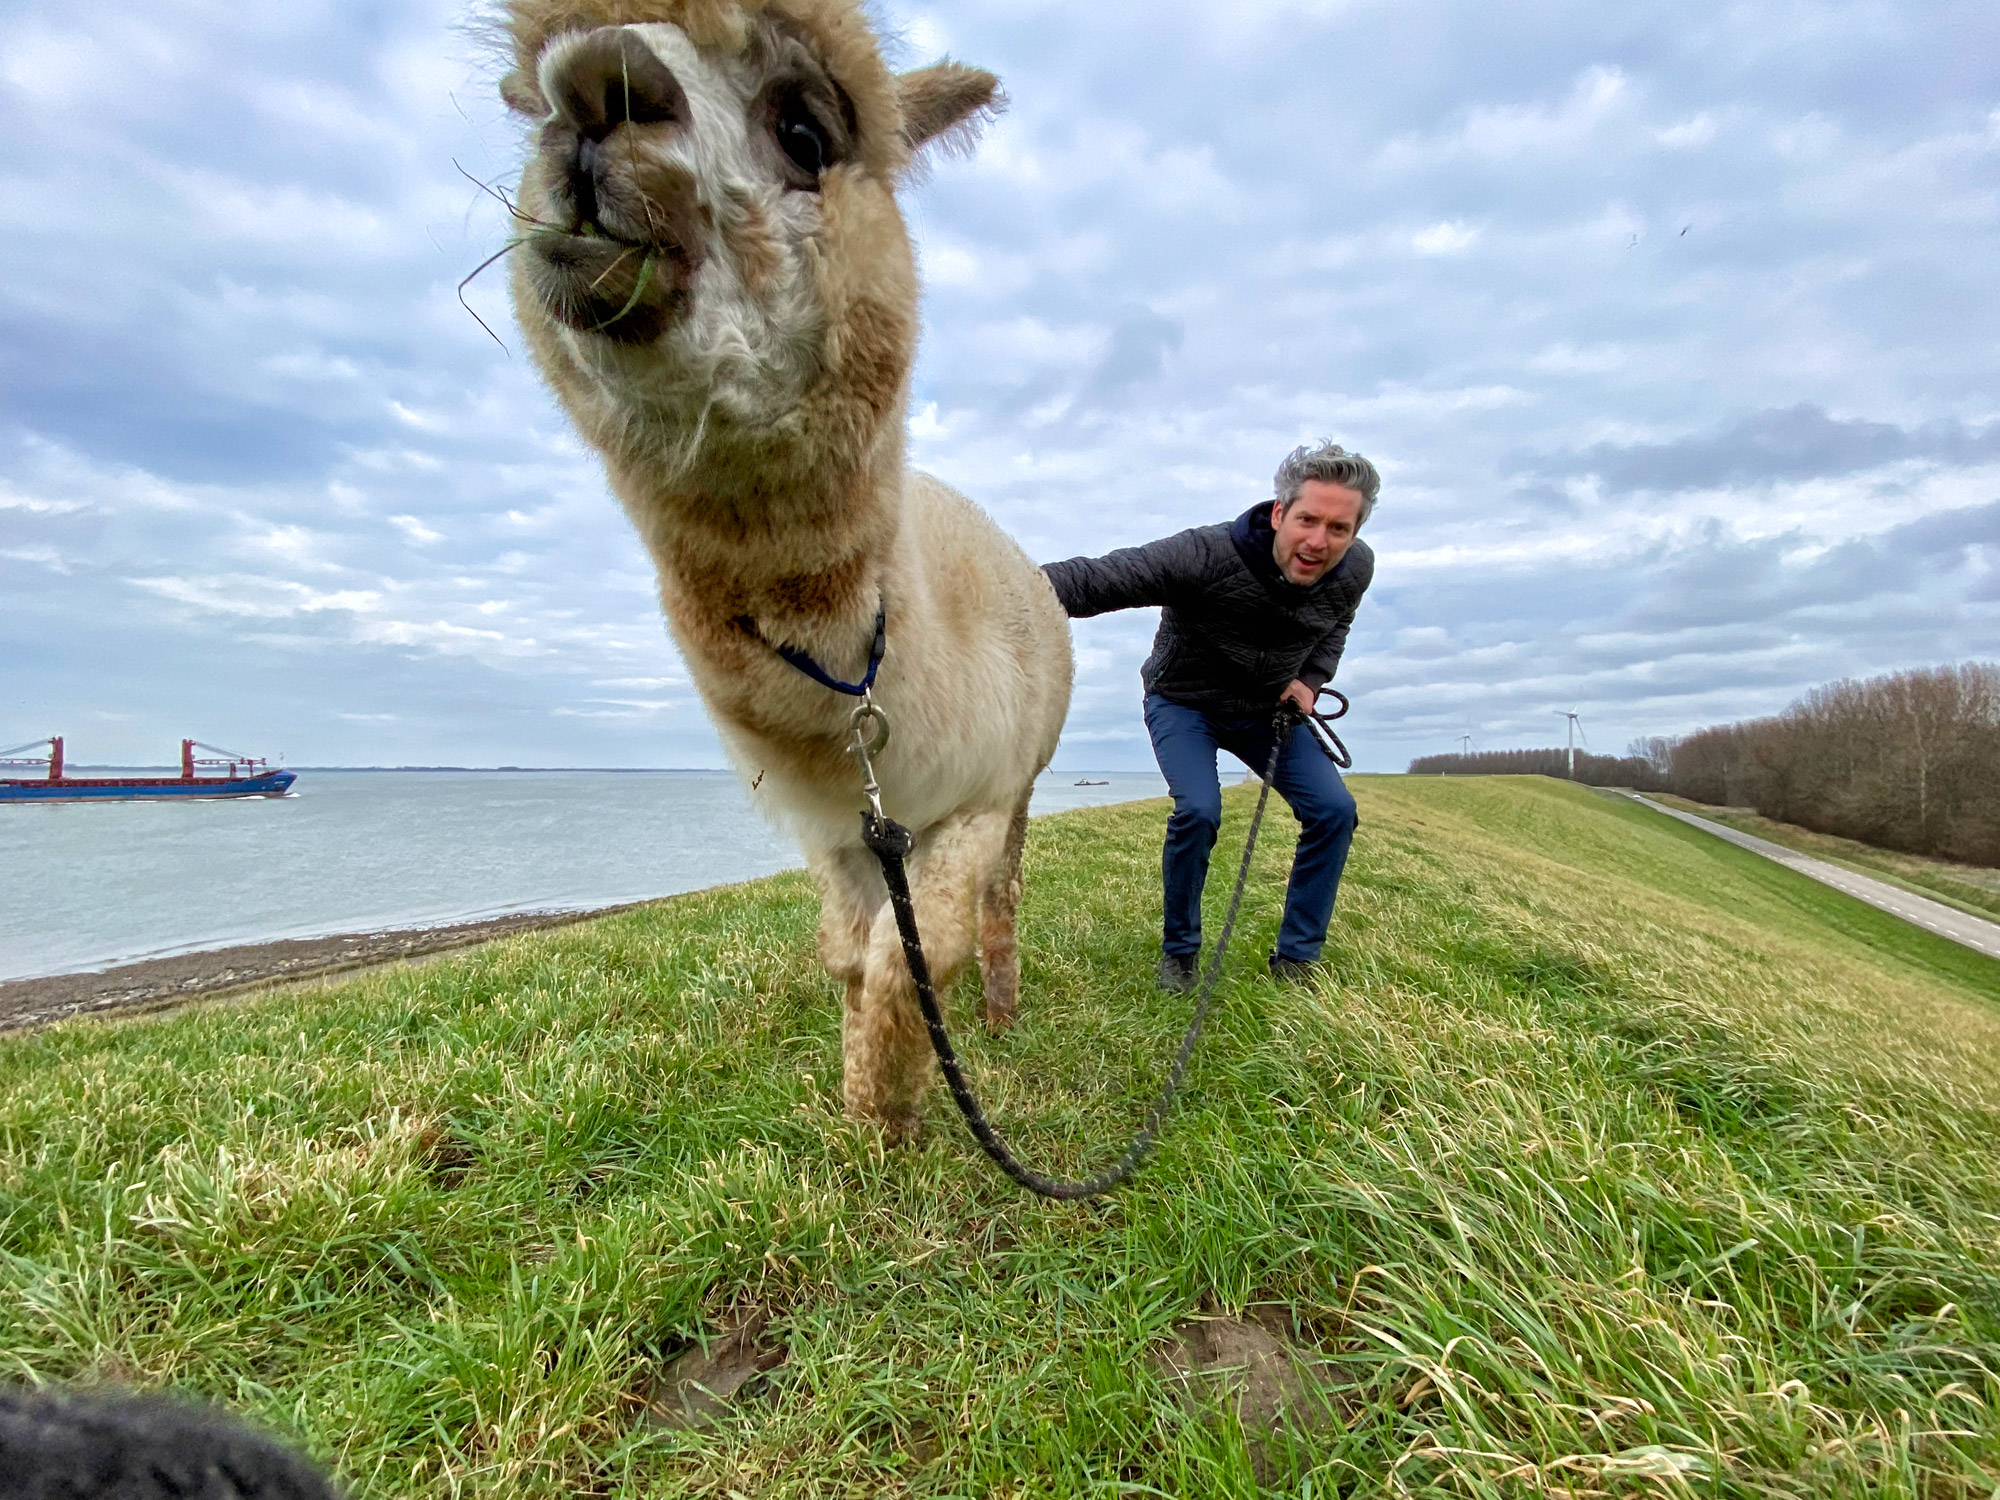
[0,1387,339,1500]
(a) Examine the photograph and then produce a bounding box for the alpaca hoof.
[847,1098,924,1148]
[982,997,1016,1035]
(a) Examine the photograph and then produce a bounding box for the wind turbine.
[1458,733,1475,757]
[1555,709,1587,778]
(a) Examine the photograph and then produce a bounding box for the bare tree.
[1658,661,2000,865]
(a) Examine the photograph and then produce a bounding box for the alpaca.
[499,0,1073,1141]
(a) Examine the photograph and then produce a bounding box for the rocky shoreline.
[0,903,654,1033]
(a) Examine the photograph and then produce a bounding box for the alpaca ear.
[896,61,1005,158]
[500,67,547,116]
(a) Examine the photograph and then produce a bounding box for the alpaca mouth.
[522,97,711,346]
[525,225,693,345]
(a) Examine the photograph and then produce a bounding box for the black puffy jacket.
[1042,503,1374,716]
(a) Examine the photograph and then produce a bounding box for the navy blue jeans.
[1143,694,1359,964]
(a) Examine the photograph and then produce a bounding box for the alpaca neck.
[609,408,906,636]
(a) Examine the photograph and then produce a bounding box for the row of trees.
[1650,662,2000,864]
[1406,746,1665,789]
[1407,662,2000,866]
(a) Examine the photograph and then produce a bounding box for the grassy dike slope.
[1,777,1997,1498]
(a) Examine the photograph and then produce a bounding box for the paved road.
[1628,795,2000,963]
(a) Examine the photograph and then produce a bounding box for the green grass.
[1649,792,2000,923]
[3,775,1998,1497]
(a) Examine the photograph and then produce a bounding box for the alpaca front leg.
[976,792,1032,1034]
[841,961,932,1145]
[845,810,1006,1142]
[811,845,883,987]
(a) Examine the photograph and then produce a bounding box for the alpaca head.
[501,0,998,488]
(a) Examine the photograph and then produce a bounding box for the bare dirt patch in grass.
[1149,1306,1363,1477]
[410,1121,477,1188]
[642,1307,789,1432]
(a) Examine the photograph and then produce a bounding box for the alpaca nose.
[547,27,688,142]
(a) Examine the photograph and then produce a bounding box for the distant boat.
[1073,778,1109,786]
[0,737,296,803]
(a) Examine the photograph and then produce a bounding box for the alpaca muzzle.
[525,133,706,343]
[524,27,707,344]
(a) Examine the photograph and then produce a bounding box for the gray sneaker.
[1157,953,1198,993]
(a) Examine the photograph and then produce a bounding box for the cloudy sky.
[2,0,1996,771]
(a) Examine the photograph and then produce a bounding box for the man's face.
[1271,480,1364,586]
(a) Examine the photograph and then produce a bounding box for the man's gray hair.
[1274,441,1381,526]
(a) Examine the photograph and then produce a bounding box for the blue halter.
[771,602,887,697]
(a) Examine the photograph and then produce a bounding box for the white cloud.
[389,400,447,430]
[1381,65,1630,166]
[1,546,71,574]
[919,241,988,288]
[1656,112,1718,149]
[1412,220,1480,255]
[390,514,444,545]
[158,166,394,255]
[128,575,383,619]
[1527,343,1628,375]
[244,524,335,568]
[356,617,518,653]
[1322,382,1533,423]
[552,698,692,718]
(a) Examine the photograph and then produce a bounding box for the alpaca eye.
[775,97,832,181]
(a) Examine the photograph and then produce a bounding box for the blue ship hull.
[0,771,296,803]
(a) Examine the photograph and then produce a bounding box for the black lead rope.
[860,699,1338,1200]
[1303,688,1353,769]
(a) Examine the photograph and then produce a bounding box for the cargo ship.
[0,738,296,803]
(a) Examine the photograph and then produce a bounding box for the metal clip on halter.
[847,693,891,822]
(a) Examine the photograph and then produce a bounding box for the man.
[1042,441,1377,990]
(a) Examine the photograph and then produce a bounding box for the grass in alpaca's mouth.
[570,219,636,248]
[529,224,653,271]
[563,221,684,268]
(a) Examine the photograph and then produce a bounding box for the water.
[0,770,1166,980]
